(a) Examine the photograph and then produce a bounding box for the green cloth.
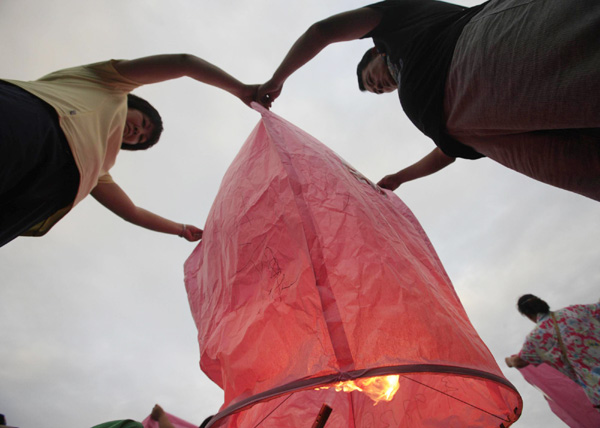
[91,420,143,428]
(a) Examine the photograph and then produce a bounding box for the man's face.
[361,55,397,94]
[123,108,154,145]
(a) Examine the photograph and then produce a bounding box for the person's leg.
[443,0,600,200]
[0,82,51,195]
[461,129,600,201]
[445,0,600,133]
[0,82,79,247]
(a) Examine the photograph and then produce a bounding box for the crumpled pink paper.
[184,103,522,427]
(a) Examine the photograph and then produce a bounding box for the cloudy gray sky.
[1,1,598,427]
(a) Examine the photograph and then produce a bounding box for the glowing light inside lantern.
[315,375,400,405]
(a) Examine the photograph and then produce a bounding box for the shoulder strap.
[550,312,577,375]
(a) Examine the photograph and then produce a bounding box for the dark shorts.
[0,81,80,247]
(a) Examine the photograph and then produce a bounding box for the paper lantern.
[184,104,522,427]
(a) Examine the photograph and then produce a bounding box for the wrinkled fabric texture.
[518,303,600,406]
[519,364,600,427]
[445,0,600,200]
[184,104,521,427]
[141,412,197,428]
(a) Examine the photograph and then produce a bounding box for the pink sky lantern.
[184,104,522,427]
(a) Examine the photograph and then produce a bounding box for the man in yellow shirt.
[0,54,256,247]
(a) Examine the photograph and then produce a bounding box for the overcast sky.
[1,1,598,427]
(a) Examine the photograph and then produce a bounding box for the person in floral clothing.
[505,294,600,408]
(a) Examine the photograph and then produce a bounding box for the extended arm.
[377,148,456,191]
[505,355,530,368]
[150,404,176,428]
[113,54,257,105]
[256,7,382,107]
[587,301,600,322]
[91,181,202,241]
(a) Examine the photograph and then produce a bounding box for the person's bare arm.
[257,7,382,107]
[377,148,456,191]
[505,355,530,368]
[114,54,257,105]
[150,404,176,428]
[91,181,202,241]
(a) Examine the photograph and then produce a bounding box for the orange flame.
[315,375,400,405]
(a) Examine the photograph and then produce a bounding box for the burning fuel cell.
[184,104,522,428]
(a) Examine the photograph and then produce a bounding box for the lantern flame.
[315,375,400,405]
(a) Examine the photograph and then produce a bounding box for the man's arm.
[256,7,382,107]
[91,181,202,241]
[377,148,456,191]
[114,54,257,105]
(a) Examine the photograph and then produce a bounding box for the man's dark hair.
[517,294,550,318]
[121,93,164,151]
[356,47,379,91]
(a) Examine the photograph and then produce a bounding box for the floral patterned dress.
[519,303,600,406]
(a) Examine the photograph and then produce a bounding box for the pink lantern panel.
[184,104,522,427]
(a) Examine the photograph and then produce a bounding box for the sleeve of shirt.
[83,60,143,93]
[518,335,544,366]
[97,173,115,185]
[362,1,406,39]
[362,0,428,39]
[585,302,600,322]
